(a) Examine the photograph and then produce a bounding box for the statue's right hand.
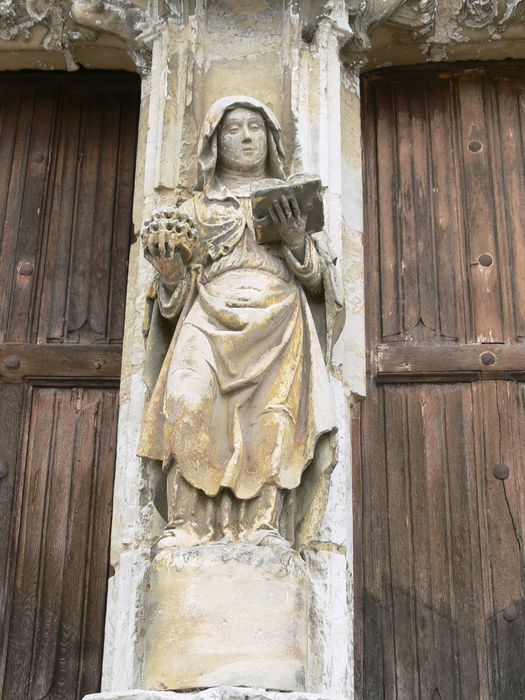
[142,228,185,284]
[141,206,201,284]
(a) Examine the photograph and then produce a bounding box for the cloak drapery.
[138,96,344,543]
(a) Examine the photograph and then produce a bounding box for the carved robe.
[138,96,343,540]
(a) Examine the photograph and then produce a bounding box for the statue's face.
[217,107,268,172]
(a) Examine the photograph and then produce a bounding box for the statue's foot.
[157,525,202,549]
[241,527,292,548]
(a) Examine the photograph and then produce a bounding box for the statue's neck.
[216,163,267,193]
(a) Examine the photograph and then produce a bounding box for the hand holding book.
[267,194,310,260]
[251,174,324,247]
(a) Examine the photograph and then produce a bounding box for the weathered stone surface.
[84,687,335,699]
[303,546,350,697]
[144,544,309,692]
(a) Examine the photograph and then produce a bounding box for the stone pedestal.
[84,688,335,699]
[143,543,309,692]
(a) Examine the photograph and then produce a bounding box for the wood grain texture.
[377,343,525,380]
[1,388,119,700]
[366,62,525,350]
[357,63,525,699]
[0,73,139,347]
[0,73,139,700]
[0,343,122,381]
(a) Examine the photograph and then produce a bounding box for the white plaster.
[303,547,351,699]
[318,376,348,547]
[102,549,152,691]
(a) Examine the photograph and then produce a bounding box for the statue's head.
[197,95,286,190]
[217,106,268,174]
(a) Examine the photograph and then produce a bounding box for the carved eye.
[166,222,174,231]
[175,223,182,233]
[164,209,174,219]
[151,223,159,232]
[186,230,195,240]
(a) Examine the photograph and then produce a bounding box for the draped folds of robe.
[138,96,344,541]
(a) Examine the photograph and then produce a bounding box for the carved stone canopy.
[0,0,154,71]
[343,0,525,66]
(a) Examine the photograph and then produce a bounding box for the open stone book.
[251,174,324,244]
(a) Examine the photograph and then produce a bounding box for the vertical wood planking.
[108,97,139,343]
[36,83,139,346]
[5,91,57,343]
[86,96,121,337]
[2,387,119,699]
[456,77,504,343]
[374,84,402,339]
[0,384,27,686]
[0,73,139,700]
[428,80,464,341]
[0,90,33,342]
[358,64,525,699]
[494,80,525,342]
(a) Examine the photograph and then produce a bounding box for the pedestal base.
[84,687,335,699]
[144,542,309,692]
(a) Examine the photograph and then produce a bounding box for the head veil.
[196,95,286,193]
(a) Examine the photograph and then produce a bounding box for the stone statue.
[138,96,343,550]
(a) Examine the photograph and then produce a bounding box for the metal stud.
[468,141,482,153]
[4,355,20,369]
[493,463,510,480]
[19,261,34,276]
[480,351,496,366]
[478,254,493,267]
[0,463,8,479]
[503,605,517,622]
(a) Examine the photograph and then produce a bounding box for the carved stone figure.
[138,96,343,549]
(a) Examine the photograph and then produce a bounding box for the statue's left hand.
[268,195,307,262]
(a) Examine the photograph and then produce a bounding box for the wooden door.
[355,63,525,699]
[0,72,139,699]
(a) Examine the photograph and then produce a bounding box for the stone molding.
[345,0,436,53]
[460,0,525,30]
[84,688,337,700]
[342,0,525,62]
[0,0,151,71]
[2,0,525,74]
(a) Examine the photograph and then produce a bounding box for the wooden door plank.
[0,384,27,688]
[377,343,525,379]
[3,389,57,698]
[456,77,504,344]
[31,390,77,698]
[374,84,402,340]
[0,343,122,381]
[0,90,33,343]
[493,81,525,342]
[77,390,118,697]
[85,97,121,337]
[38,92,83,344]
[107,95,139,344]
[5,91,57,343]
[427,80,465,342]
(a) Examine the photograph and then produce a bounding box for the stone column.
[84,3,364,700]
[288,6,365,697]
